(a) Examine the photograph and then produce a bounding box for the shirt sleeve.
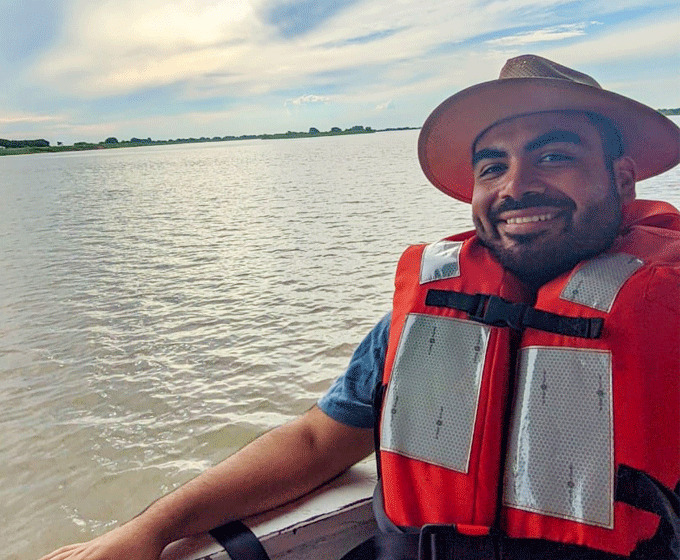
[317,313,391,429]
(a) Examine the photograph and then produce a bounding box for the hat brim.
[418,78,680,203]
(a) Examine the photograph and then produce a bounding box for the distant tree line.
[1,125,423,156]
[0,138,50,148]
[259,125,374,140]
[87,126,377,145]
[659,108,680,116]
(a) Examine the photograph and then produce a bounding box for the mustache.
[490,193,575,220]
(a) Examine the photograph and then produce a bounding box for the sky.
[1,0,678,145]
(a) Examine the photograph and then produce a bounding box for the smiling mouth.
[504,212,557,225]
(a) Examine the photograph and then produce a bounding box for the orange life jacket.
[378,200,680,557]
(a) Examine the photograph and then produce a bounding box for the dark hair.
[582,111,624,168]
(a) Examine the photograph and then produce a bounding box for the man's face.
[470,111,632,289]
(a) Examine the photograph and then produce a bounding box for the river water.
[2,124,679,559]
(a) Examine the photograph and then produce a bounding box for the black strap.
[419,525,498,560]
[209,520,271,560]
[425,289,603,339]
[373,381,386,480]
[615,465,680,560]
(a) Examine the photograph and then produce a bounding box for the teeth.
[506,213,555,225]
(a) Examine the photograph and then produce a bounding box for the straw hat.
[418,54,680,203]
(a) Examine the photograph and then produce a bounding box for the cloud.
[24,2,680,93]
[30,0,496,99]
[319,27,407,49]
[0,110,71,141]
[262,0,361,38]
[0,113,62,125]
[287,94,331,105]
[541,15,680,65]
[29,0,262,96]
[376,100,394,111]
[486,23,593,46]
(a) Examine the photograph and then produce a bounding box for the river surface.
[2,123,679,559]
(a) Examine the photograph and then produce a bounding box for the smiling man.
[40,56,680,560]
[364,54,680,559]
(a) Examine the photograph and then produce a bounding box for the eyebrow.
[471,130,583,168]
[472,148,506,167]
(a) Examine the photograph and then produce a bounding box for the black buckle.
[470,295,528,331]
[418,525,458,560]
[426,289,603,339]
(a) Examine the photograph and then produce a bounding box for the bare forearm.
[133,406,373,546]
[38,407,373,560]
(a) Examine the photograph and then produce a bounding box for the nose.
[499,159,544,200]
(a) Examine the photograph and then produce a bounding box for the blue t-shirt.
[317,313,391,428]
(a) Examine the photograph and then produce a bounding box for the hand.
[37,520,167,560]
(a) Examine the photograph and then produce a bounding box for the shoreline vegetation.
[0,125,420,157]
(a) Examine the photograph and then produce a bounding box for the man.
[40,55,680,560]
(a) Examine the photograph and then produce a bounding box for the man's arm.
[38,406,375,560]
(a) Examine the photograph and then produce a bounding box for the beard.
[476,187,622,290]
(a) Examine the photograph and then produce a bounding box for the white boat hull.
[160,461,378,560]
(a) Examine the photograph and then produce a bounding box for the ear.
[612,155,636,205]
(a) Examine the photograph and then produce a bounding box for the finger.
[37,543,85,560]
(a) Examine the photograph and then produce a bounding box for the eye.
[477,162,507,178]
[539,152,573,163]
